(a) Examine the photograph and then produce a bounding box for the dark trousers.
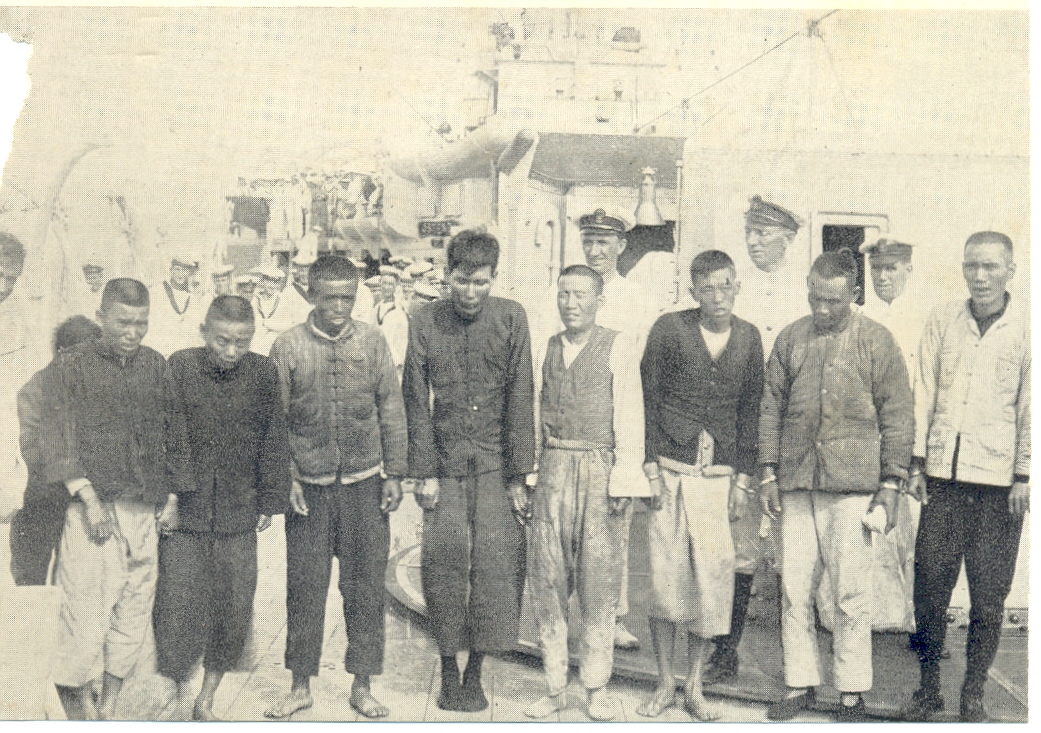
[284,476,389,676]
[9,496,68,585]
[912,477,1023,694]
[421,469,526,656]
[154,530,258,682]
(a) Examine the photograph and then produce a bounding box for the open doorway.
[811,213,888,307]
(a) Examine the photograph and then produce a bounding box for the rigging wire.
[633,9,840,134]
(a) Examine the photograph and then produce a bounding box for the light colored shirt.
[252,291,303,357]
[375,299,409,369]
[699,324,732,360]
[914,295,1030,486]
[733,259,810,358]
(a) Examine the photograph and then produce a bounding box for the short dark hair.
[100,277,149,311]
[0,232,26,266]
[558,264,604,295]
[447,229,499,275]
[53,316,101,355]
[965,230,1013,257]
[689,249,736,286]
[810,249,859,290]
[308,255,358,297]
[205,294,254,326]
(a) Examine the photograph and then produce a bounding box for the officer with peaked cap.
[732,196,811,355]
[859,237,928,373]
[850,236,931,636]
[704,196,811,685]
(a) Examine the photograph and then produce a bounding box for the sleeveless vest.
[541,326,618,448]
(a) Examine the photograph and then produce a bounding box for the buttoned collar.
[307,311,356,342]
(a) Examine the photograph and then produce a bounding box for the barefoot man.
[153,295,290,720]
[524,265,645,721]
[638,250,764,720]
[265,256,407,720]
[48,278,192,720]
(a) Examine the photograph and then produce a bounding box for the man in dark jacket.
[10,316,101,585]
[153,295,290,720]
[638,250,763,720]
[759,250,913,722]
[402,229,536,712]
[48,278,193,720]
[265,256,407,720]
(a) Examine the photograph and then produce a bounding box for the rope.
[633,9,841,134]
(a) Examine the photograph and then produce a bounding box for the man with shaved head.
[153,295,290,720]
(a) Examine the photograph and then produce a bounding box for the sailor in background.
[374,265,409,374]
[234,273,258,301]
[286,251,316,323]
[706,196,810,685]
[359,275,382,324]
[62,253,108,319]
[251,261,299,357]
[209,263,235,298]
[410,280,441,309]
[145,253,207,357]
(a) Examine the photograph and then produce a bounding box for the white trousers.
[780,491,874,692]
[52,500,158,687]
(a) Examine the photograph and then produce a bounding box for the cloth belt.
[658,454,734,479]
[543,436,613,452]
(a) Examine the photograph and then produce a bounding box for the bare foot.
[264,689,314,719]
[587,688,618,722]
[683,690,719,722]
[524,693,568,719]
[636,684,677,718]
[350,689,389,719]
[192,702,221,721]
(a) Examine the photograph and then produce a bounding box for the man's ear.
[617,237,627,255]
